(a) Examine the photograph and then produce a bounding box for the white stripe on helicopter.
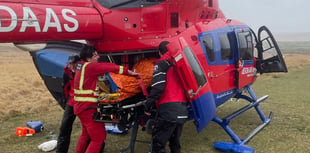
[0,6,78,32]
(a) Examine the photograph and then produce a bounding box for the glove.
[144,100,156,115]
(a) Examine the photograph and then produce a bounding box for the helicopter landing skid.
[214,142,254,153]
[212,85,272,153]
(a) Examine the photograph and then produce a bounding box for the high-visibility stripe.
[152,80,166,87]
[79,62,90,90]
[153,72,166,78]
[74,96,98,102]
[74,89,94,94]
[75,62,99,103]
[119,66,124,74]
[177,116,188,119]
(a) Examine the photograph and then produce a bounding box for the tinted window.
[209,0,213,7]
[219,34,232,60]
[171,12,179,28]
[238,31,253,60]
[183,47,207,87]
[202,36,215,62]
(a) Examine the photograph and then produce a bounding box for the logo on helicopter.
[241,67,257,77]
[0,6,78,33]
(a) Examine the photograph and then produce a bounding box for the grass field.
[0,42,309,153]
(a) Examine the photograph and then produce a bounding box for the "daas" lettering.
[0,6,79,32]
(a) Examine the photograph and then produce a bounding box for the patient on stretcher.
[97,58,155,104]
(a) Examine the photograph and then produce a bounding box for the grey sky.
[219,0,310,33]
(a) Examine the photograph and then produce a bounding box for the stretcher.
[97,58,154,104]
[91,58,156,153]
[93,58,153,127]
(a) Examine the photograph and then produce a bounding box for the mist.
[219,0,310,34]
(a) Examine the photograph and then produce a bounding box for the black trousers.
[56,104,76,153]
[152,120,184,153]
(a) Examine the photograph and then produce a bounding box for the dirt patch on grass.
[284,53,310,69]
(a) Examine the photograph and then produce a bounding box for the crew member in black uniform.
[56,55,80,153]
[145,41,188,153]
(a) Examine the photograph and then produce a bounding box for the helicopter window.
[209,0,213,7]
[171,12,179,28]
[183,47,207,87]
[219,33,232,60]
[202,36,215,62]
[238,31,253,60]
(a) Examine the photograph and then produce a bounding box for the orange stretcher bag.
[98,58,155,104]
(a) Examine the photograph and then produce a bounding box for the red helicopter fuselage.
[0,0,223,51]
[0,0,288,152]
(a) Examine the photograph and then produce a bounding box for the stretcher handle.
[121,100,147,109]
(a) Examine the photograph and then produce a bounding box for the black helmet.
[68,55,80,64]
[158,41,170,55]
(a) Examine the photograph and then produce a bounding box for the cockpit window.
[238,31,253,60]
[219,33,232,60]
[201,36,215,62]
[96,0,166,9]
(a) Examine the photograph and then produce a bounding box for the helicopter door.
[168,38,205,99]
[30,41,83,109]
[235,29,257,89]
[168,37,216,132]
[256,26,288,73]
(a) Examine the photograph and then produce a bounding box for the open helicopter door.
[234,28,257,89]
[255,26,288,73]
[167,37,216,133]
[30,41,83,109]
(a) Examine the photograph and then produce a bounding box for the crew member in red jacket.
[74,46,138,153]
[56,55,80,153]
[145,41,188,153]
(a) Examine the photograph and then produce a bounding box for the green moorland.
[2,64,309,153]
[0,42,310,153]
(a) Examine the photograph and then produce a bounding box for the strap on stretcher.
[136,76,149,97]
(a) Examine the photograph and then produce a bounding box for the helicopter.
[0,0,288,153]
